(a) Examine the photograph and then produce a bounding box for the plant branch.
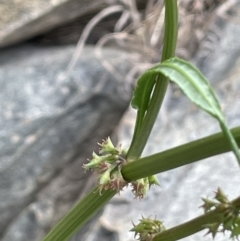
[219,120,240,166]
[126,0,178,160]
[122,126,240,181]
[152,196,240,241]
[42,188,116,241]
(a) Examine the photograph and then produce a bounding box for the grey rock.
[0,44,132,240]
[0,0,146,48]
[99,6,240,241]
[0,0,107,47]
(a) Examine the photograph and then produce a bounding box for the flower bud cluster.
[131,216,166,241]
[201,188,240,239]
[132,175,160,199]
[83,137,160,198]
[83,137,127,193]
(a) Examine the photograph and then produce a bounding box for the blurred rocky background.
[0,0,240,241]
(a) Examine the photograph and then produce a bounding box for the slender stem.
[130,111,143,154]
[122,126,240,181]
[42,188,116,241]
[153,196,240,241]
[126,0,178,160]
[219,120,240,166]
[161,1,178,62]
[154,210,221,241]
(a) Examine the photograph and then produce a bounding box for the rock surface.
[0,0,146,48]
[98,5,240,241]
[0,44,132,240]
[0,0,108,47]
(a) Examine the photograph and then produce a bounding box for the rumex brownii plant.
[42,1,240,241]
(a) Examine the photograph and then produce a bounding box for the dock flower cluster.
[83,137,159,198]
[131,216,166,241]
[201,188,240,239]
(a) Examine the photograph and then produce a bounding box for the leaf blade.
[131,71,156,126]
[155,58,221,118]
[152,57,240,165]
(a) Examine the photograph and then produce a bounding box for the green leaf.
[155,58,221,118]
[129,71,157,159]
[42,188,116,241]
[150,57,240,165]
[131,71,156,126]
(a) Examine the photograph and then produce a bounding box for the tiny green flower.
[83,152,108,170]
[214,188,229,204]
[201,197,219,213]
[98,169,112,194]
[99,137,119,155]
[203,222,221,238]
[201,188,240,240]
[97,161,110,173]
[148,175,160,188]
[131,216,166,241]
[110,168,127,192]
[131,178,149,199]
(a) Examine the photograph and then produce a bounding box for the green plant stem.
[152,196,240,241]
[122,126,240,181]
[126,0,178,160]
[42,188,116,241]
[219,120,240,166]
[43,126,240,241]
[154,210,221,241]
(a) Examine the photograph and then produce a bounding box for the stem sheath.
[127,0,178,160]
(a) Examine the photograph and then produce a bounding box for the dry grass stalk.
[66,0,235,87]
